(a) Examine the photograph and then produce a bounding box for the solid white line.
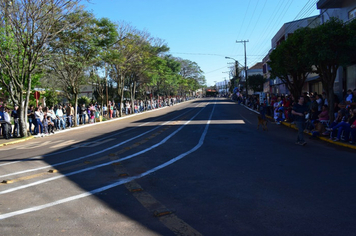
[0,103,208,193]
[0,103,202,179]
[0,101,216,220]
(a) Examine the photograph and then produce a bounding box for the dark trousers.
[2,123,11,139]
[296,121,306,143]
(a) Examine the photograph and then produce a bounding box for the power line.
[204,66,229,74]
[248,0,319,66]
[171,52,265,57]
[248,0,268,40]
[242,0,260,38]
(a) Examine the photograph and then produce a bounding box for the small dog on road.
[257,115,268,131]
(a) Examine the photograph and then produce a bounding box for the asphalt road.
[0,98,355,236]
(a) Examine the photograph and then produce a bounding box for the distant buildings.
[258,0,356,99]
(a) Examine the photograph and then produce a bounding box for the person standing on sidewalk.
[11,104,19,137]
[1,107,11,139]
[292,96,308,146]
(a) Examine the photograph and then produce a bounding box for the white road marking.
[0,103,208,195]
[17,141,62,149]
[0,102,206,179]
[71,138,116,148]
[0,102,216,220]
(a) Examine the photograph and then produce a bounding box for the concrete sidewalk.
[0,101,188,148]
[242,103,356,150]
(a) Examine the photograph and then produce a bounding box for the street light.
[225,57,240,90]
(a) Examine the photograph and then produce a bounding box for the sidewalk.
[242,103,356,150]
[0,101,187,148]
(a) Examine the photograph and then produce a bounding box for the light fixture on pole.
[235,40,249,98]
[225,57,240,90]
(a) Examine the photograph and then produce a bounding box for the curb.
[241,103,356,150]
[0,136,35,147]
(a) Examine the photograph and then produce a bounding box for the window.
[349,8,356,20]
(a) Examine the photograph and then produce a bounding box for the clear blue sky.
[84,0,320,87]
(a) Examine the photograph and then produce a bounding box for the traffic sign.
[34,91,40,99]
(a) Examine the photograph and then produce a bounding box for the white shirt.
[4,111,11,124]
[56,109,64,118]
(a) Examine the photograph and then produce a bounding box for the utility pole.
[236,40,249,98]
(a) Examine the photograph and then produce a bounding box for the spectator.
[316,94,323,113]
[55,105,65,130]
[322,92,328,106]
[305,95,319,131]
[27,105,36,135]
[46,115,55,134]
[349,110,356,144]
[327,108,356,142]
[66,103,73,128]
[1,107,11,139]
[103,104,107,116]
[80,104,87,125]
[310,120,326,139]
[89,104,95,124]
[11,104,19,137]
[318,104,329,122]
[47,106,57,129]
[35,106,44,137]
[291,96,308,146]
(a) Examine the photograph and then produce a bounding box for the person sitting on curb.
[323,109,343,135]
[318,104,329,122]
[310,120,326,139]
[349,114,356,144]
[327,109,356,142]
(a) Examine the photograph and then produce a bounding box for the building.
[263,16,321,95]
[215,80,229,95]
[317,0,356,98]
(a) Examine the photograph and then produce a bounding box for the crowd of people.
[241,89,356,145]
[0,96,194,139]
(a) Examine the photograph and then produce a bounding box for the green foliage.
[43,89,60,107]
[248,74,266,92]
[78,96,91,106]
[269,27,313,101]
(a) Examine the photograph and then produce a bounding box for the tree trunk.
[19,105,27,138]
[74,93,78,126]
[130,81,136,114]
[118,74,124,117]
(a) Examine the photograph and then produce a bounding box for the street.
[0,98,355,236]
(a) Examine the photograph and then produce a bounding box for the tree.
[269,27,313,102]
[247,74,266,92]
[177,58,205,96]
[305,18,353,121]
[47,12,118,126]
[0,0,82,137]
